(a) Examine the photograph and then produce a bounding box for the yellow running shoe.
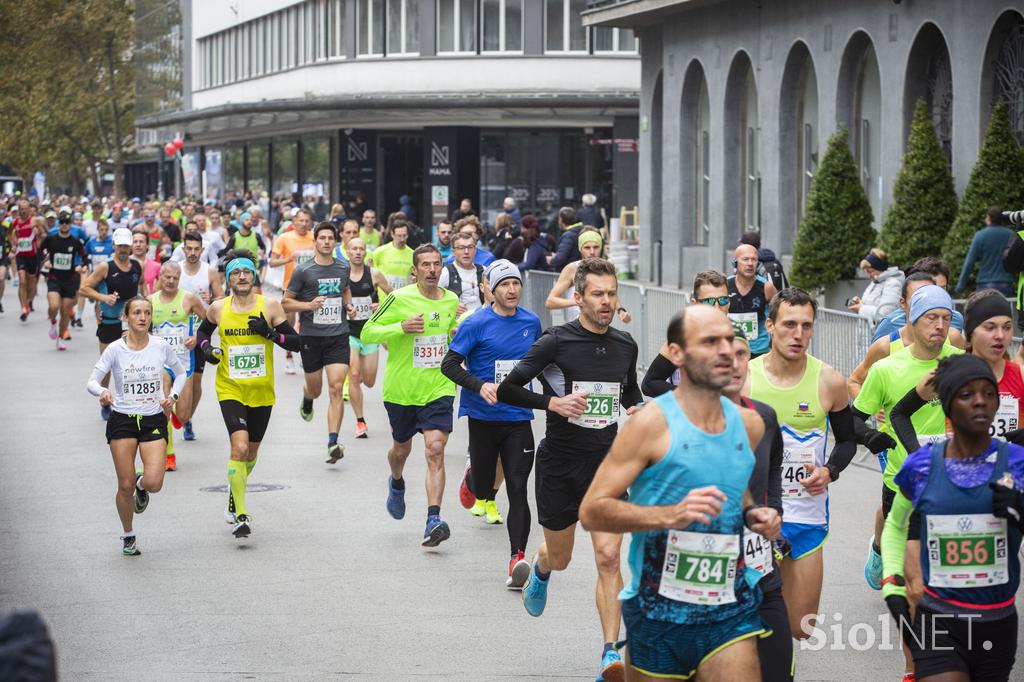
[470,499,486,517]
[484,500,503,525]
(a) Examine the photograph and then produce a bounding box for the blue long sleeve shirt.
[956,225,1015,292]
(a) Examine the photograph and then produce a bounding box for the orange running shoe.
[354,420,368,438]
[165,454,177,471]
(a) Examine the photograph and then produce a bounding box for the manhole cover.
[200,483,289,493]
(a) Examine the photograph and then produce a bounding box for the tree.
[790,128,876,292]
[878,98,958,269]
[943,101,1024,286]
[0,0,135,196]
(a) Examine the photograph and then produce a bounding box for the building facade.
[585,0,1024,288]
[136,0,640,229]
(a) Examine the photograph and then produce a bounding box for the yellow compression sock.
[227,459,249,516]
[165,418,175,455]
[245,457,257,475]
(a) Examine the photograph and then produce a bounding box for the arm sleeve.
[496,333,558,410]
[359,293,406,344]
[641,353,676,397]
[621,342,643,408]
[272,320,301,351]
[880,491,913,598]
[440,350,485,392]
[87,347,114,396]
[824,406,859,475]
[196,317,218,348]
[889,388,928,455]
[767,417,784,515]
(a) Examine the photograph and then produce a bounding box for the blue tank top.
[918,440,1021,608]
[620,391,761,624]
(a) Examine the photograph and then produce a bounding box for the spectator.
[399,194,416,224]
[492,213,521,261]
[518,216,549,272]
[956,206,1015,296]
[329,203,346,228]
[445,216,495,266]
[739,229,788,291]
[501,197,522,231]
[847,248,904,323]
[548,206,584,271]
[871,256,966,341]
[434,220,454,260]
[346,191,367,219]
[450,197,476,223]
[576,193,605,230]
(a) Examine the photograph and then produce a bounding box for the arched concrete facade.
[778,40,818,253]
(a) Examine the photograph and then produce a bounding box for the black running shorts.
[299,333,350,373]
[46,275,79,299]
[106,411,168,444]
[219,400,273,443]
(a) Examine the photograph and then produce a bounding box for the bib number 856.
[941,537,992,566]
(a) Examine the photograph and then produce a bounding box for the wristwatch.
[880,575,905,588]
[171,393,179,401]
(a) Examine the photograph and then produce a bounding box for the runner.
[441,260,542,586]
[727,243,778,358]
[85,296,186,555]
[332,218,359,262]
[368,221,414,293]
[39,213,88,350]
[578,304,780,682]
[345,237,392,438]
[219,212,266,266]
[196,250,301,538]
[268,207,315,374]
[81,219,113,324]
[149,261,204,471]
[282,222,353,463]
[871,256,965,342]
[0,214,10,315]
[881,354,1023,682]
[360,244,459,547]
[744,287,858,643]
[544,230,631,325]
[176,230,224,441]
[496,257,643,681]
[359,209,381,253]
[13,210,42,321]
[641,270,730,397]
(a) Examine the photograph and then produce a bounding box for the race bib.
[386,274,407,291]
[413,334,447,368]
[91,253,109,266]
[351,296,373,321]
[743,531,774,576]
[659,530,739,605]
[991,396,1020,438]
[153,323,189,363]
[16,236,32,253]
[228,343,267,379]
[313,297,343,325]
[121,369,162,411]
[926,513,1008,588]
[569,381,620,429]
[494,360,518,384]
[53,252,72,270]
[729,312,759,341]
[919,434,948,449]
[781,447,816,498]
[147,244,157,260]
[294,250,315,266]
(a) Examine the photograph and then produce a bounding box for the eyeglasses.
[698,296,731,307]
[453,245,475,251]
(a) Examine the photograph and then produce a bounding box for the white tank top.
[179,261,210,298]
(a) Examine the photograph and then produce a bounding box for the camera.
[1004,210,1024,226]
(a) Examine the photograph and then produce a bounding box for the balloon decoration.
[172,137,184,151]
[164,142,177,157]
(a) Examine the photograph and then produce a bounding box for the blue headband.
[225,258,257,279]
[909,284,953,324]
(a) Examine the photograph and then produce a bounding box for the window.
[387,0,420,54]
[482,0,521,52]
[329,0,346,57]
[438,0,477,53]
[593,27,636,52]
[359,0,385,55]
[546,0,587,52]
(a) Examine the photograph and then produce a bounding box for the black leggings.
[468,418,535,555]
[758,583,793,682]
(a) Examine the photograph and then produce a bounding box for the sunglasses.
[698,296,731,306]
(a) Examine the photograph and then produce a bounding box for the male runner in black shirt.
[40,213,88,350]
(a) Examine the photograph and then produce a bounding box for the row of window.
[198,0,636,89]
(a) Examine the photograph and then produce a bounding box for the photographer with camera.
[956,206,1015,297]
[1000,208,1024,363]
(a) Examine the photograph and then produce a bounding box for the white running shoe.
[285,356,296,375]
[48,322,58,339]
[56,339,67,351]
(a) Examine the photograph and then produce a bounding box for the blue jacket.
[956,225,1015,292]
[550,223,583,271]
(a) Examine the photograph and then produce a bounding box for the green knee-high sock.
[165,418,175,456]
[245,457,257,475]
[227,459,249,516]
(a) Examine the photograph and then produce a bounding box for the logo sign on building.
[431,185,449,207]
[429,142,451,176]
[347,138,368,162]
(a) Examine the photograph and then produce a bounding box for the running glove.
[202,342,222,365]
[247,313,275,340]
[883,594,918,651]
[990,482,1024,531]
[864,429,896,454]
[1003,428,1024,447]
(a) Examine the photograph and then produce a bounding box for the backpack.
[444,263,485,305]
[758,259,788,291]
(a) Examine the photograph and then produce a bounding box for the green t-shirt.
[360,228,381,251]
[360,285,459,406]
[370,243,414,291]
[853,344,963,490]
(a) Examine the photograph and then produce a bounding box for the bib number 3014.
[569,381,619,429]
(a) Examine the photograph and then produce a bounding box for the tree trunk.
[106,35,125,198]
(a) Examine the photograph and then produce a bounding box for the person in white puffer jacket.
[848,248,905,324]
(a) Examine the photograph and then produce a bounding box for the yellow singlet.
[214,294,276,407]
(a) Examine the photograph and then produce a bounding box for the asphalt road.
[1,283,1021,681]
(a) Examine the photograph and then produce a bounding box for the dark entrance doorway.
[377,134,423,226]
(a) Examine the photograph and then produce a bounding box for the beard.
[682,352,731,391]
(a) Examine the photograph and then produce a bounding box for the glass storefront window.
[248,144,269,197]
[272,139,298,200]
[222,145,245,202]
[302,137,331,205]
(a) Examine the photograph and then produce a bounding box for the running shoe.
[326,443,344,464]
[458,458,474,509]
[284,354,296,375]
[165,453,177,471]
[484,500,503,525]
[183,421,196,441]
[100,404,112,421]
[224,493,236,524]
[599,648,625,682]
[56,339,67,351]
[62,329,71,340]
[422,515,451,547]
[48,321,58,339]
[902,674,916,682]
[19,306,28,322]
[233,514,252,538]
[507,551,531,590]
[522,558,549,617]
[470,499,486,517]
[133,474,149,514]
[864,537,883,591]
[121,534,141,556]
[29,301,34,311]
[0,302,4,315]
[386,478,406,519]
[354,420,368,438]
[299,397,314,422]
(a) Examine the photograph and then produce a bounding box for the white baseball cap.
[112,228,133,246]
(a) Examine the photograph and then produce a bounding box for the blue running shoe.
[598,647,624,682]
[100,404,112,421]
[876,449,888,473]
[386,478,406,520]
[864,537,883,590]
[183,421,196,441]
[522,558,549,617]
[422,515,451,547]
